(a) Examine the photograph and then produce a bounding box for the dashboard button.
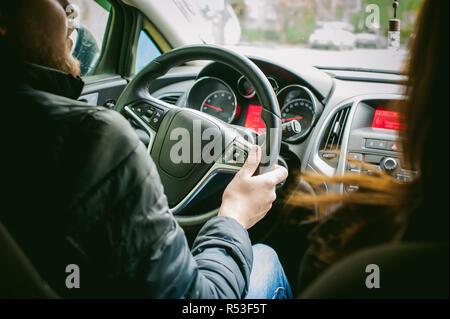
[366,139,387,150]
[386,141,399,151]
[348,153,363,161]
[381,157,398,172]
[364,154,383,164]
[396,174,410,182]
[366,139,377,148]
[363,165,381,176]
[348,153,363,170]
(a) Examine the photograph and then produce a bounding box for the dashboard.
[144,56,410,215]
[181,60,323,143]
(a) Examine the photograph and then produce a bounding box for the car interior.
[0,0,448,299]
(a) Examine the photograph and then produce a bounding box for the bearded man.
[0,0,291,299]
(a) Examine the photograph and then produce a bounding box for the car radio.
[344,100,414,192]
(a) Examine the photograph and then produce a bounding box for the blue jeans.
[245,244,293,299]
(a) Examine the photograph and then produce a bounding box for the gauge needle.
[204,104,223,112]
[247,88,255,96]
[282,116,303,121]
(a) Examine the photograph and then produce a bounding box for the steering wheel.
[115,45,281,226]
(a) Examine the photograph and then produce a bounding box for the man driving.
[0,0,291,298]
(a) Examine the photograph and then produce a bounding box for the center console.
[346,99,412,177]
[307,94,415,198]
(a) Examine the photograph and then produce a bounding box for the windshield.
[171,0,424,73]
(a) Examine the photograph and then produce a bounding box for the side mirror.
[72,27,100,76]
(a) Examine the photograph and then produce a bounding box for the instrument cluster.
[185,73,319,142]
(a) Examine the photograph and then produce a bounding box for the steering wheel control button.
[141,115,151,123]
[233,149,247,162]
[148,109,165,130]
[126,103,166,131]
[230,149,247,165]
[223,144,248,166]
[150,117,161,129]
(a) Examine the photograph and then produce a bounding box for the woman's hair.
[287,0,449,269]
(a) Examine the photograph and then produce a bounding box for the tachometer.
[281,98,315,141]
[201,90,237,123]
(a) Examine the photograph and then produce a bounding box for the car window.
[70,0,111,76]
[169,0,424,72]
[135,30,162,74]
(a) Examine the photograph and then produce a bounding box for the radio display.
[372,108,405,130]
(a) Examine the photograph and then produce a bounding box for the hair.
[287,0,449,270]
[0,0,81,78]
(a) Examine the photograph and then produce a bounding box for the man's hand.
[218,145,288,229]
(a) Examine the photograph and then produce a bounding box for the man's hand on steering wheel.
[219,145,288,229]
[115,45,284,225]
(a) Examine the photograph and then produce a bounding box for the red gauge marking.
[282,116,303,122]
[204,104,223,112]
[246,88,255,96]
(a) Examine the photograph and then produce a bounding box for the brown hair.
[288,0,449,270]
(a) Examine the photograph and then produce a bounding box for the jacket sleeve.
[71,109,253,298]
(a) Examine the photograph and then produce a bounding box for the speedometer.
[278,85,317,142]
[201,90,237,123]
[281,99,315,141]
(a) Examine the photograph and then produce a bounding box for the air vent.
[158,93,182,105]
[319,105,352,164]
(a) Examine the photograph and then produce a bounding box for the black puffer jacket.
[1,63,252,298]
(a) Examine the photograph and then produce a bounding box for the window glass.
[135,30,162,74]
[70,0,111,76]
[170,0,425,72]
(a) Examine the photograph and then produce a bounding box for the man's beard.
[49,51,81,78]
[42,43,81,78]
[22,37,81,78]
